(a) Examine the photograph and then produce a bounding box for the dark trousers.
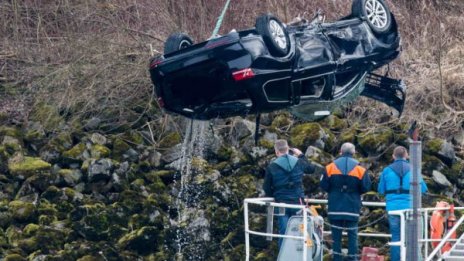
[330,219,359,261]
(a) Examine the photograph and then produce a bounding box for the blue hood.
[273,154,299,172]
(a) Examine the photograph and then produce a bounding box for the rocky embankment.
[0,107,463,260]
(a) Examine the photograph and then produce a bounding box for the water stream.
[173,119,210,260]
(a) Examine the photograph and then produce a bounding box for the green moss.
[23,223,40,237]
[191,157,209,171]
[290,123,322,148]
[145,172,166,191]
[28,103,63,132]
[321,115,347,131]
[0,126,22,139]
[217,146,234,161]
[90,144,111,159]
[4,254,27,261]
[112,138,131,159]
[125,130,145,145]
[117,226,158,254]
[340,128,357,144]
[38,214,57,225]
[8,156,51,178]
[258,139,274,150]
[158,132,181,148]
[62,143,86,159]
[271,114,292,129]
[77,255,102,261]
[358,128,394,154]
[48,132,73,152]
[426,138,443,154]
[2,136,23,153]
[8,200,36,222]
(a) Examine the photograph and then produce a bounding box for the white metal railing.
[244,198,390,261]
[244,198,464,261]
[244,197,310,261]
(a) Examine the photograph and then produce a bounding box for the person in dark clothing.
[263,139,319,248]
[378,146,427,261]
[320,142,371,261]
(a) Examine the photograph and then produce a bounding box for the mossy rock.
[90,144,111,159]
[77,255,105,261]
[117,226,159,254]
[37,200,59,215]
[23,223,40,237]
[321,115,347,131]
[8,200,36,222]
[58,168,83,186]
[48,132,73,153]
[270,113,292,130]
[158,132,181,148]
[2,136,23,154]
[144,172,166,191]
[28,103,64,132]
[258,138,274,150]
[112,138,131,160]
[191,157,210,172]
[18,236,39,253]
[358,128,394,154]
[4,254,27,261]
[217,146,235,161]
[0,126,22,139]
[339,127,358,144]
[425,138,443,154]
[290,123,322,148]
[62,143,87,161]
[8,156,51,179]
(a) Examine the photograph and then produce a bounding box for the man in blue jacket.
[378,146,428,261]
[263,139,318,247]
[320,142,371,261]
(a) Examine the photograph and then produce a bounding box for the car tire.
[352,0,392,34]
[255,14,290,57]
[164,33,194,55]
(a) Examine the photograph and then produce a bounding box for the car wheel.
[164,33,194,55]
[353,0,392,34]
[255,14,290,57]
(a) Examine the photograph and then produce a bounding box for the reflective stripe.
[326,163,366,180]
[328,212,360,217]
[326,163,342,177]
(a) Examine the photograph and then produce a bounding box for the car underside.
[149,0,405,121]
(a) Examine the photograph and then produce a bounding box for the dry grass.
[0,0,463,138]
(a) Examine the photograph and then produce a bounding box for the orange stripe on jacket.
[326,163,366,180]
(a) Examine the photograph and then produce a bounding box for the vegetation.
[0,0,463,260]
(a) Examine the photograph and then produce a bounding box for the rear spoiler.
[361,73,406,115]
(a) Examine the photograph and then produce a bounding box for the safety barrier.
[244,198,464,261]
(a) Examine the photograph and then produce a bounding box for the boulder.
[88,158,113,183]
[90,133,108,145]
[117,226,159,254]
[432,170,452,187]
[230,118,255,140]
[8,200,36,222]
[8,156,51,179]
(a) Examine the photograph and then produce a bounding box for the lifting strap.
[210,0,232,38]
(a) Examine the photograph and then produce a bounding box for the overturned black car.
[149,0,405,121]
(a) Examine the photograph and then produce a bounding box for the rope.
[323,214,387,231]
[210,0,232,39]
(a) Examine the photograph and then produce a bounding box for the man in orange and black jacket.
[320,142,371,261]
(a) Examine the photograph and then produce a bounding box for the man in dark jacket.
[378,146,427,261]
[263,139,318,247]
[320,142,371,261]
